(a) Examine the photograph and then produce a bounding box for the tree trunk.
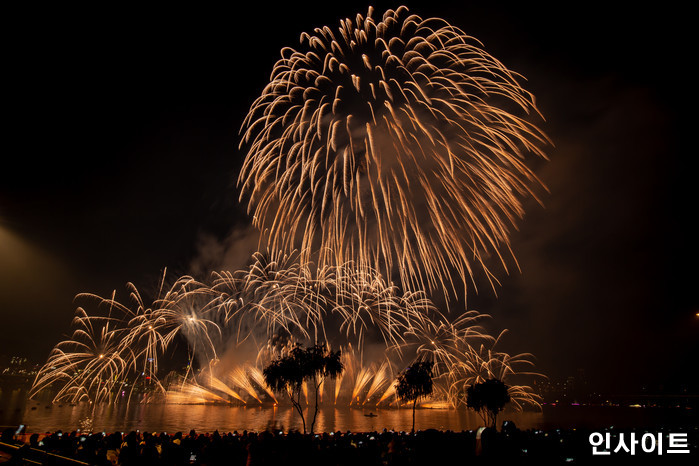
[299,390,307,434]
[289,390,306,434]
[412,398,417,433]
[310,377,320,434]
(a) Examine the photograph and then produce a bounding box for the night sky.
[2,1,696,395]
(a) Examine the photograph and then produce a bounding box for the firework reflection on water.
[17,397,546,434]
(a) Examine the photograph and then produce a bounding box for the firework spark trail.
[211,251,321,342]
[30,308,130,404]
[395,309,492,370]
[248,366,278,403]
[209,250,430,351]
[333,343,359,404]
[207,375,246,403]
[91,275,177,391]
[30,275,226,404]
[166,379,232,405]
[228,366,263,403]
[333,264,428,350]
[239,5,549,298]
[350,367,373,405]
[362,360,391,404]
[441,330,543,409]
[376,378,399,406]
[104,274,223,388]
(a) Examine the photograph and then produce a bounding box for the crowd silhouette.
[2,424,696,465]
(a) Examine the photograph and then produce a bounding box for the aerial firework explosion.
[239,5,549,296]
[29,308,129,405]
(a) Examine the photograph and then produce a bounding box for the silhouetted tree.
[396,361,433,432]
[466,378,511,429]
[263,344,343,434]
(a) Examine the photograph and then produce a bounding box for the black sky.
[1,1,697,394]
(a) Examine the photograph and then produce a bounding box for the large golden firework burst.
[239,5,549,297]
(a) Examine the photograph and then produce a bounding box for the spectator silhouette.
[162,431,188,466]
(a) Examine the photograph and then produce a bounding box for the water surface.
[2,386,693,434]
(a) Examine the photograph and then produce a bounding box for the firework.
[30,274,226,404]
[94,273,223,387]
[32,254,542,412]
[31,6,549,421]
[165,327,542,411]
[440,330,543,410]
[30,307,130,404]
[210,249,430,350]
[239,5,549,297]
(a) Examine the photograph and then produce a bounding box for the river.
[2,385,694,434]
